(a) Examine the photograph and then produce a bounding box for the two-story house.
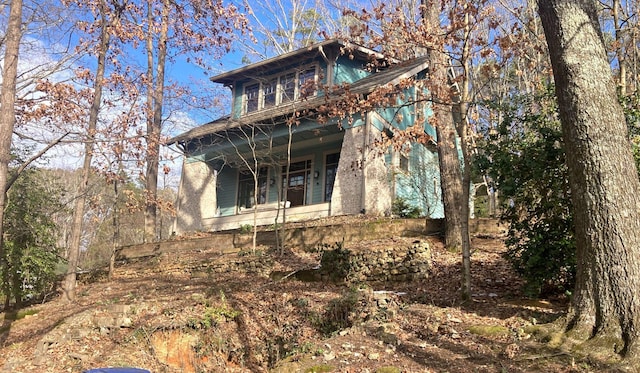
[168,39,444,233]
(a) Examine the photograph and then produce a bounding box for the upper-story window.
[263,78,277,108]
[280,73,296,103]
[244,65,319,114]
[298,67,317,98]
[399,153,409,172]
[245,83,259,113]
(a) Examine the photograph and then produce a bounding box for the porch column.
[330,125,365,215]
[331,112,393,216]
[173,159,217,234]
[363,123,393,215]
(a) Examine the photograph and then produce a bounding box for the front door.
[287,171,306,206]
[283,159,311,207]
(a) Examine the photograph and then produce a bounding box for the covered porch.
[201,202,332,231]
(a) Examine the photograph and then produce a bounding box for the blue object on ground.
[83,368,150,373]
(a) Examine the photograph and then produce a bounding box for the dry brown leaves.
[0,232,599,373]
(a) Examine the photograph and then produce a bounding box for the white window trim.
[322,150,341,203]
[236,166,271,213]
[281,156,313,206]
[242,64,319,115]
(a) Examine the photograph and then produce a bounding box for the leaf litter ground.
[0,229,609,372]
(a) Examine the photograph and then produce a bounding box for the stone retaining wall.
[118,239,431,285]
[318,239,431,283]
[117,218,442,261]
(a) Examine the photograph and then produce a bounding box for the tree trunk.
[454,101,472,300]
[539,0,640,359]
[612,0,627,96]
[421,0,463,252]
[0,0,23,308]
[64,0,112,301]
[143,0,169,243]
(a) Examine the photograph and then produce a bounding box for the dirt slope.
[0,234,602,373]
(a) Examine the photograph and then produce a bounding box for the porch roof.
[167,55,430,146]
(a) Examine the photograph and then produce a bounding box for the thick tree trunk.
[0,0,23,308]
[421,0,463,252]
[434,104,464,252]
[539,0,640,359]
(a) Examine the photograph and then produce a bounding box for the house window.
[263,78,277,108]
[280,73,296,103]
[237,167,268,210]
[282,159,311,207]
[242,65,318,114]
[245,83,259,113]
[298,67,316,98]
[325,153,340,202]
[399,154,409,172]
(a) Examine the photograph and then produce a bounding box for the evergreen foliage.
[479,87,640,297]
[477,87,575,296]
[391,197,422,219]
[620,91,640,173]
[1,168,63,306]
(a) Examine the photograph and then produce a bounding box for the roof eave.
[209,39,392,86]
[168,58,430,146]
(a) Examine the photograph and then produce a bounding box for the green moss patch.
[4,308,39,321]
[304,364,334,372]
[375,367,401,373]
[468,324,510,337]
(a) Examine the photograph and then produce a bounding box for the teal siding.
[217,166,238,216]
[334,56,370,84]
[395,145,444,219]
[339,112,365,129]
[370,84,436,141]
[374,87,416,131]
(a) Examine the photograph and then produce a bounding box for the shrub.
[391,197,422,218]
[1,168,64,306]
[314,287,361,336]
[477,88,575,296]
[239,224,253,234]
[318,242,352,282]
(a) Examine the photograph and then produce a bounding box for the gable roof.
[210,39,392,86]
[167,55,430,145]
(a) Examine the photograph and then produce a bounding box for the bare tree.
[63,0,119,302]
[141,0,246,242]
[420,0,465,253]
[241,0,339,60]
[142,0,170,243]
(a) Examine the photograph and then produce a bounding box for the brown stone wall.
[120,239,430,285]
[118,218,443,261]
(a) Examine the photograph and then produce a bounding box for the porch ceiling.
[190,120,345,168]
